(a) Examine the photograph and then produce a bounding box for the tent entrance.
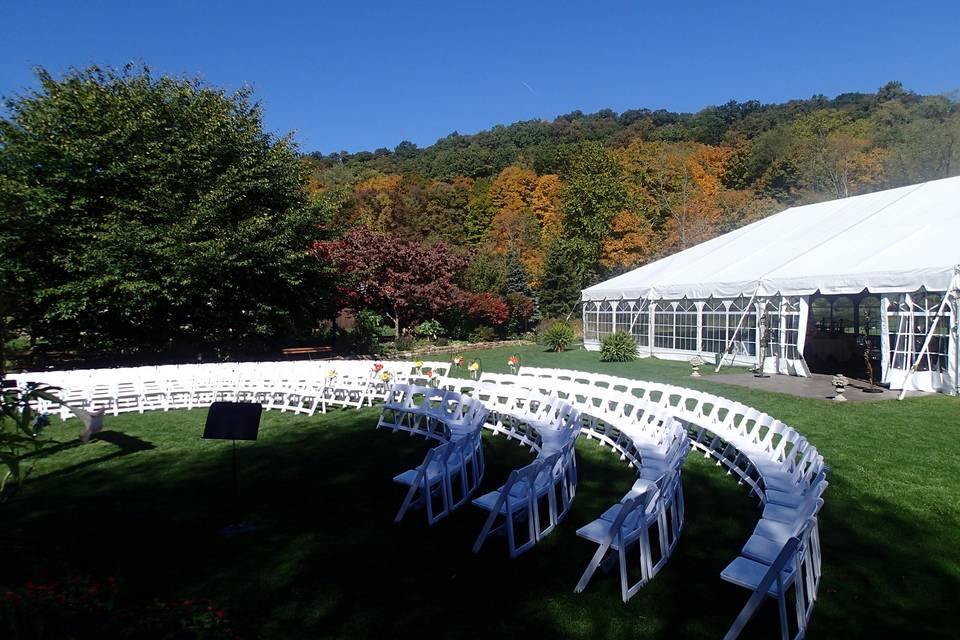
[803,293,882,380]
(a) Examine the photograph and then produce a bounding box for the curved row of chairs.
[17,360,451,418]
[13,360,826,638]
[447,372,691,598]
[467,391,582,557]
[375,381,585,557]
[376,386,489,525]
[494,367,826,640]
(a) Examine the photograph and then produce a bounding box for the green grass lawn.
[3,344,959,639]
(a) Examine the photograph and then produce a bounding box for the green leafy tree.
[0,65,322,357]
[557,142,627,288]
[464,177,496,244]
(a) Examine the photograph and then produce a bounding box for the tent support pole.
[627,294,652,334]
[898,274,958,400]
[716,287,760,373]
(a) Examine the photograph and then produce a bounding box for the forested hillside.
[3,68,958,362]
[308,81,960,319]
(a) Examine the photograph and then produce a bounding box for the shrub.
[600,331,638,362]
[542,322,576,352]
[505,293,538,335]
[1,381,60,500]
[352,309,384,354]
[413,319,445,341]
[393,335,416,352]
[468,326,497,343]
[462,292,510,327]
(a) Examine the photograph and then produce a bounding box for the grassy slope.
[3,344,958,639]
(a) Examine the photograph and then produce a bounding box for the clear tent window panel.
[832,296,856,335]
[886,291,951,372]
[888,298,912,370]
[630,301,650,347]
[615,302,633,336]
[654,302,675,349]
[729,297,757,357]
[701,299,728,354]
[675,299,698,351]
[763,301,780,358]
[584,302,599,341]
[597,301,614,338]
[914,293,950,372]
[766,297,802,360]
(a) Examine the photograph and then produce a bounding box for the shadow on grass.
[21,430,156,486]
[3,409,958,639]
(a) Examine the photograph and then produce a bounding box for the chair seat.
[625,478,657,497]
[393,460,451,485]
[765,488,805,508]
[753,518,797,541]
[576,518,612,545]
[741,533,786,564]
[751,458,790,480]
[472,485,530,513]
[721,556,794,597]
[764,473,801,493]
[761,502,803,524]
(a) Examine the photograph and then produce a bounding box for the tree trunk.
[390,313,401,340]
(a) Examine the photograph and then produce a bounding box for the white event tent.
[581,176,960,394]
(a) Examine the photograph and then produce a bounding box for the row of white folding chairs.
[471,440,579,557]
[376,385,488,441]
[376,385,490,525]
[722,513,822,640]
[463,369,817,540]
[517,366,826,634]
[454,374,684,562]
[574,426,690,601]
[518,367,825,505]
[478,373,689,499]
[377,380,583,547]
[447,375,583,453]
[392,427,488,525]
[13,359,454,418]
[451,377,690,561]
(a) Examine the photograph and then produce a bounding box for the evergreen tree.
[537,240,583,318]
[505,250,533,296]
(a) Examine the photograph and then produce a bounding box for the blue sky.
[2,1,958,154]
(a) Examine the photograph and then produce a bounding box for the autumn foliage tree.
[312,226,466,337]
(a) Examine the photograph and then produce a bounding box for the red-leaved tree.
[461,292,510,327]
[312,226,466,337]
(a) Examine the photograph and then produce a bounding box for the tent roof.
[582,175,960,302]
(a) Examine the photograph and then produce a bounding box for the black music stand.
[203,401,262,537]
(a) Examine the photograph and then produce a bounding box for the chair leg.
[575,538,612,593]
[473,508,500,553]
[395,482,420,523]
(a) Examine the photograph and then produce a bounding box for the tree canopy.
[0,65,323,358]
[4,66,960,362]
